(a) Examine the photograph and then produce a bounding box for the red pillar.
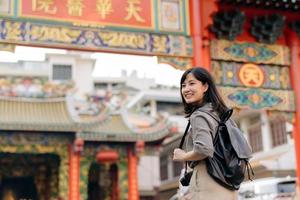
[68,145,80,200]
[189,0,203,67]
[189,0,218,71]
[128,148,139,200]
[288,30,300,192]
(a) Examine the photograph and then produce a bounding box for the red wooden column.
[127,148,139,200]
[288,30,300,192]
[189,0,203,67]
[189,0,218,71]
[68,145,80,200]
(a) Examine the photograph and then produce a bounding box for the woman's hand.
[173,148,187,161]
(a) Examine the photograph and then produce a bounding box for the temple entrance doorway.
[0,153,60,200]
[0,176,37,200]
[88,163,119,200]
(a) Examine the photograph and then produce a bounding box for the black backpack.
[201,108,254,190]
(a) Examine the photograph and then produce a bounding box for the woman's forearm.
[183,150,208,161]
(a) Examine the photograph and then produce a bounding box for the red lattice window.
[270,117,287,147]
[160,156,168,181]
[248,123,263,153]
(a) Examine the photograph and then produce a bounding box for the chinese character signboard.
[20,0,154,29]
[14,0,189,34]
[0,0,192,69]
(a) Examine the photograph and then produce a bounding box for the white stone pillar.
[261,111,272,151]
[150,99,157,118]
[239,118,251,143]
[286,122,294,145]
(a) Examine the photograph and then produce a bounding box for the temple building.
[0,53,176,200]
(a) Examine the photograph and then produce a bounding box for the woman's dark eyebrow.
[182,79,195,85]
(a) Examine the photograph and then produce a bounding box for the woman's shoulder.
[191,103,219,120]
[189,108,219,132]
[190,107,220,126]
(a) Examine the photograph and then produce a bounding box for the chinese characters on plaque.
[239,63,265,87]
[21,0,153,28]
[17,0,185,32]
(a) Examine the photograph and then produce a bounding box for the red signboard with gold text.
[20,0,154,29]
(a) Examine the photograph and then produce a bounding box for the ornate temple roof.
[0,96,171,142]
[78,111,171,142]
[0,96,81,132]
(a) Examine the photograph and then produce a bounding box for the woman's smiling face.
[181,73,208,105]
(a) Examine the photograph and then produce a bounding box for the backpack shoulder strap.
[198,108,233,123]
[220,109,233,122]
[178,121,191,176]
[179,121,190,149]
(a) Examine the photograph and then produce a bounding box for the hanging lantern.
[73,138,84,153]
[96,150,119,163]
[136,140,145,154]
[169,124,178,134]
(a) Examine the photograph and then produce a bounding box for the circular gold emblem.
[239,63,264,87]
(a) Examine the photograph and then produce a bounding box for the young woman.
[173,67,237,200]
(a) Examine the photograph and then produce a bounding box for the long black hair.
[180,67,228,117]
